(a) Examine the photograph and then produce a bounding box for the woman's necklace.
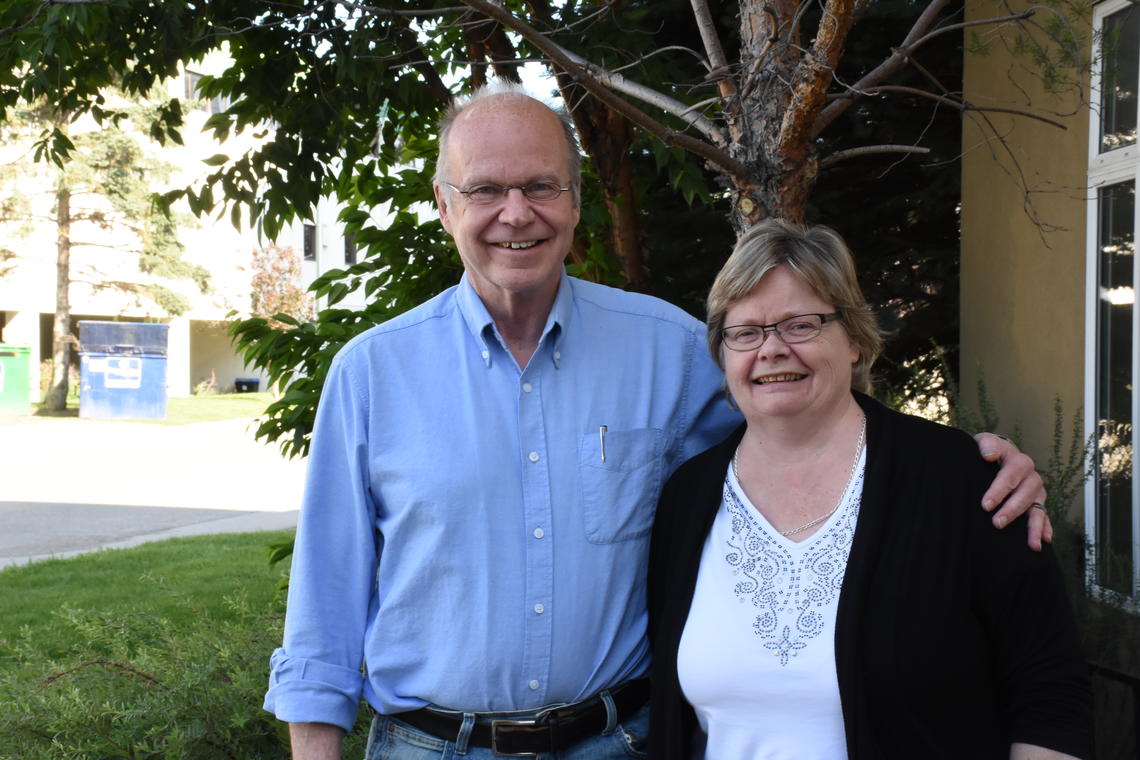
[732,413,867,538]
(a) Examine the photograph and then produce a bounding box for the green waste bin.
[0,345,31,416]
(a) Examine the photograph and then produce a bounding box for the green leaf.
[271,313,300,326]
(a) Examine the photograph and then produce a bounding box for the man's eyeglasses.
[721,313,840,351]
[443,181,572,204]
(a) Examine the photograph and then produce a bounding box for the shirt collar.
[456,270,572,369]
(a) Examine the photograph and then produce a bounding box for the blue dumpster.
[78,321,169,419]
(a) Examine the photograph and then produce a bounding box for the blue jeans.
[363,702,650,760]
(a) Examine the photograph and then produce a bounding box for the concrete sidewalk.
[0,415,305,568]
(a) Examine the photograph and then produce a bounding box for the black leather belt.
[393,678,650,757]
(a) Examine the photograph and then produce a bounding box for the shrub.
[0,592,292,759]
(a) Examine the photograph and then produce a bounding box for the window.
[183,69,230,115]
[1088,1,1140,598]
[303,224,317,261]
[344,232,358,266]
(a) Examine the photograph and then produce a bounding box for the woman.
[647,219,1091,759]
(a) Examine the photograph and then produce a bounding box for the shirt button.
[528,451,540,463]
[522,382,533,393]
[481,350,489,360]
[534,603,545,614]
[553,351,561,360]
[533,527,545,539]
[528,680,540,690]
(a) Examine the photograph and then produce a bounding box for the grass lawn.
[0,530,291,669]
[31,390,274,425]
[0,531,314,758]
[161,390,275,424]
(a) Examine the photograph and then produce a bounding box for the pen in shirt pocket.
[599,425,608,463]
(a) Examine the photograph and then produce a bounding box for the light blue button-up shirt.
[264,272,739,731]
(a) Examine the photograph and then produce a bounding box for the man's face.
[434,96,580,309]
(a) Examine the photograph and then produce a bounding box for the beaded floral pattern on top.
[723,462,863,666]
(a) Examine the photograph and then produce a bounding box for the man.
[264,84,1048,759]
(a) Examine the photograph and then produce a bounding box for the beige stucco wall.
[960,2,1090,468]
[190,320,267,394]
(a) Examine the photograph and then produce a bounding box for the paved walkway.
[0,414,305,568]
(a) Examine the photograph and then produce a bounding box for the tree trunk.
[558,81,648,290]
[525,0,649,289]
[725,0,857,232]
[581,107,646,290]
[44,181,72,411]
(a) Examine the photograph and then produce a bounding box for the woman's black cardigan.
[646,392,1091,759]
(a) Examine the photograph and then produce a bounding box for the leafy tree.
[249,243,314,329]
[0,95,210,409]
[0,0,1089,443]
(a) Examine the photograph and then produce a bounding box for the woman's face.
[721,266,859,423]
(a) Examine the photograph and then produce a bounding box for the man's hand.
[289,722,345,760]
[975,432,1052,552]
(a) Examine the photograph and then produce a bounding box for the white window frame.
[1085,0,1140,602]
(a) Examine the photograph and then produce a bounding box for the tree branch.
[606,45,709,75]
[42,659,163,688]
[388,13,454,105]
[0,0,64,38]
[455,0,747,177]
[0,0,110,38]
[690,0,738,99]
[558,48,724,142]
[908,9,1035,49]
[351,1,724,144]
[814,5,1041,139]
[852,84,1067,129]
[965,107,1063,238]
[342,1,470,19]
[777,0,859,162]
[819,144,930,169]
[813,0,951,136]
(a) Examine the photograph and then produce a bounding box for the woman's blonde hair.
[706,218,884,394]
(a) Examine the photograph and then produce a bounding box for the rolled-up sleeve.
[263,349,378,732]
[264,651,365,731]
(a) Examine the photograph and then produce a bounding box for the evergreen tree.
[0,95,210,409]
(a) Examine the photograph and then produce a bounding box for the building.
[0,56,364,401]
[961,1,1137,600]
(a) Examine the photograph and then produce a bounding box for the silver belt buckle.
[491,717,539,757]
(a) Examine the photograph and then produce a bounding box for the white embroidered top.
[676,448,866,760]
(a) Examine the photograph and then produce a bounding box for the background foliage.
[0,94,210,315]
[0,0,1025,457]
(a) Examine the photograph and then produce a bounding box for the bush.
[0,592,292,759]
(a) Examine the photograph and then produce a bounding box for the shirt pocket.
[578,427,665,544]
